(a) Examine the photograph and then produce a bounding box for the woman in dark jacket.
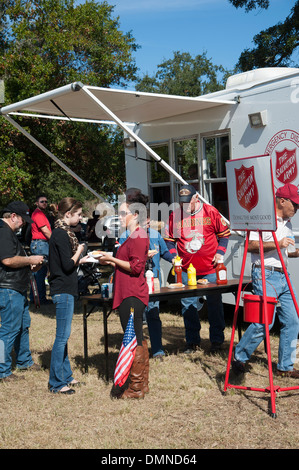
[48,197,88,394]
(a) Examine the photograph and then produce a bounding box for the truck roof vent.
[226,67,299,90]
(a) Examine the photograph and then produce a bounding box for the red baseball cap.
[276,184,299,205]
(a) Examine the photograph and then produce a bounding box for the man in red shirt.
[165,185,230,353]
[30,194,52,304]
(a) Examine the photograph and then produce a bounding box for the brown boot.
[142,339,149,394]
[121,345,145,399]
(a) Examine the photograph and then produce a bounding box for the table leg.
[103,304,109,382]
[83,302,88,373]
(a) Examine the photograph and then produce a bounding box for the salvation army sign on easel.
[225,154,277,231]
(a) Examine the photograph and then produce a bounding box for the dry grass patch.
[0,300,298,449]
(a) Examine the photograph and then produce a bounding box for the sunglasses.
[39,200,48,204]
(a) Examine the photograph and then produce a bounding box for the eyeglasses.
[39,200,48,204]
[119,210,132,217]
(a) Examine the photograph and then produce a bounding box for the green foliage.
[0,0,138,207]
[136,51,232,97]
[228,0,269,12]
[229,0,299,71]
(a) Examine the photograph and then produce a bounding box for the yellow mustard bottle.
[187,263,197,286]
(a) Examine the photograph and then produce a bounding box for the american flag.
[114,311,137,386]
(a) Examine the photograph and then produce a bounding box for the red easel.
[224,230,299,418]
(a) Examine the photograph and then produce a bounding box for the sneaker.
[231,352,245,375]
[183,343,201,354]
[276,368,299,379]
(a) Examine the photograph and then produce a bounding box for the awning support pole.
[81,86,187,182]
[4,114,104,201]
[80,87,230,213]
[81,85,233,227]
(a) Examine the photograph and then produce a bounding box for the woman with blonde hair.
[48,197,88,394]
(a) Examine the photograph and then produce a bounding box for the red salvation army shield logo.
[275,147,297,184]
[235,165,259,213]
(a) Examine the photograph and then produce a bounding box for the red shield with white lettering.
[275,148,297,184]
[235,165,258,213]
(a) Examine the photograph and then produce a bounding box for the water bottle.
[145,259,154,293]
[287,233,296,253]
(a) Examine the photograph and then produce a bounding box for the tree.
[229,0,299,70]
[0,0,139,206]
[136,51,232,97]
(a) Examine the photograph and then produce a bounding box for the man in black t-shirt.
[0,201,44,382]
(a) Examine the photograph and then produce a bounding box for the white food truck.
[122,67,299,294]
[1,67,299,301]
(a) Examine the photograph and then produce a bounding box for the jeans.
[30,239,49,303]
[0,288,34,378]
[235,267,299,371]
[181,271,225,346]
[145,301,164,357]
[49,294,74,391]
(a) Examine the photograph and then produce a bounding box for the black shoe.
[210,342,222,354]
[40,299,52,305]
[0,373,25,383]
[49,386,75,395]
[68,380,85,387]
[153,354,164,362]
[231,352,245,375]
[276,368,299,379]
[17,363,42,372]
[183,343,200,354]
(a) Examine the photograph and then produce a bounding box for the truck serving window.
[148,144,171,205]
[202,134,230,219]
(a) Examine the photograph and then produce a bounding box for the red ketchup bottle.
[174,257,182,284]
[216,256,227,285]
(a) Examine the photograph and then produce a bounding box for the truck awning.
[0,82,236,218]
[0,82,235,123]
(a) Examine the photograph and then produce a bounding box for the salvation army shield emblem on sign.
[275,148,297,184]
[234,165,259,213]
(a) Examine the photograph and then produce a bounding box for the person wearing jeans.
[233,184,299,378]
[30,239,49,304]
[0,289,34,377]
[165,184,230,354]
[48,198,88,394]
[49,294,74,390]
[0,201,44,381]
[235,267,298,372]
[181,271,225,349]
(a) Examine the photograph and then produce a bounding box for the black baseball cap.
[2,201,33,224]
[179,184,197,203]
